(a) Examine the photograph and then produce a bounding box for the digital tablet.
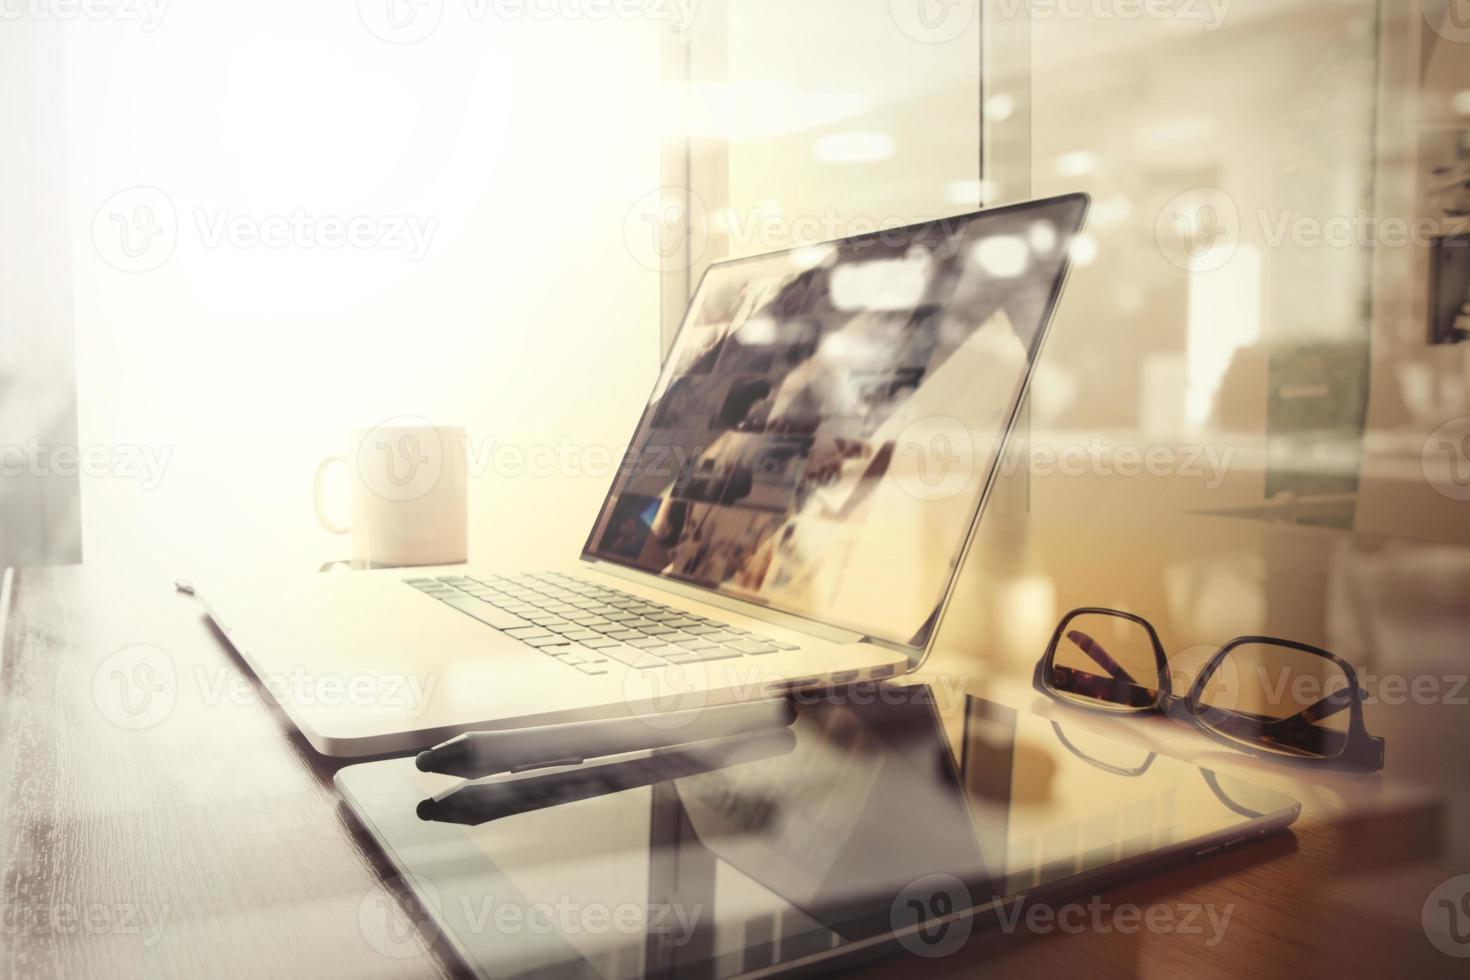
[336,687,1300,978]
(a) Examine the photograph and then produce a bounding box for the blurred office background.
[1,1,1467,645]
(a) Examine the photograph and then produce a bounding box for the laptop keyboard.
[406,572,800,676]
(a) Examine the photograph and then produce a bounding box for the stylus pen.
[414,698,798,779]
[416,728,799,826]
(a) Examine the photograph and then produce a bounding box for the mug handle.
[313,455,351,536]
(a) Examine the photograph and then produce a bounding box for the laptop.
[335,687,1301,978]
[198,193,1092,757]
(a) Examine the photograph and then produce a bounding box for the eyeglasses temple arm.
[1064,630,1141,686]
[1259,684,1358,732]
[1203,687,1360,739]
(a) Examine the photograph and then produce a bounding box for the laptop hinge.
[582,558,867,646]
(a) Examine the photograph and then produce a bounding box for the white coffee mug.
[313,422,468,568]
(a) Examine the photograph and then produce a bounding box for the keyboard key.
[525,636,573,648]
[628,637,667,649]
[437,596,532,631]
[590,623,626,634]
[574,663,609,676]
[560,630,600,642]
[642,626,677,637]
[685,625,720,636]
[770,640,801,651]
[726,639,778,655]
[664,648,742,663]
[609,630,643,641]
[597,645,666,669]
[505,627,553,640]
[582,638,621,649]
[631,644,684,658]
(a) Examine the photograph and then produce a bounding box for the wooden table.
[2,517,1467,978]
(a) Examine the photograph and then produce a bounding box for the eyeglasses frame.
[1032,607,1385,772]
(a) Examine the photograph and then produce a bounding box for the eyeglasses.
[1032,607,1385,771]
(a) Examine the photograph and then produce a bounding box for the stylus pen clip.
[414,697,799,780]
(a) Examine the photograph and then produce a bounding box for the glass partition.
[665,0,1393,529]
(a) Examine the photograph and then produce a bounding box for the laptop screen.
[583,195,1089,648]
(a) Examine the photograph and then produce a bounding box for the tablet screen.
[338,689,1299,979]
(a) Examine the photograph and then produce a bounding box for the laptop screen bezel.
[580,193,1091,661]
